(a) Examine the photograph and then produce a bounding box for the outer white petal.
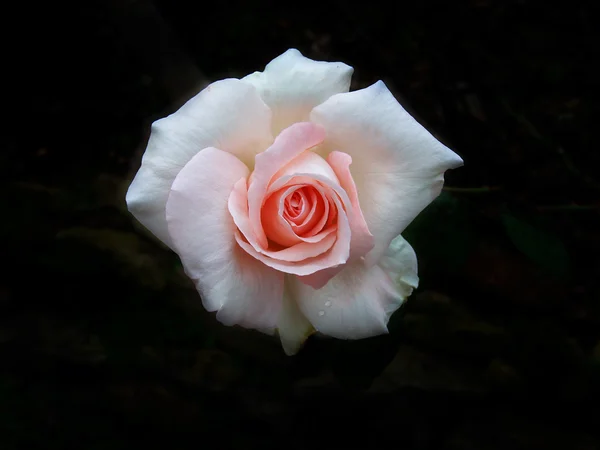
[277,277,315,356]
[288,235,419,340]
[166,147,283,333]
[126,79,273,248]
[310,81,463,265]
[242,49,353,135]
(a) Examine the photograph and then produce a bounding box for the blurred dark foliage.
[2,0,600,448]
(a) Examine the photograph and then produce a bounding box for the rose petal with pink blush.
[288,235,419,340]
[283,189,310,224]
[248,122,326,248]
[327,151,374,260]
[126,79,273,249]
[265,168,369,290]
[262,184,333,247]
[257,231,337,262]
[235,185,350,276]
[272,150,340,185]
[166,147,283,332]
[290,188,318,228]
[268,173,351,236]
[256,173,354,286]
[292,186,330,237]
[228,177,266,253]
[229,175,335,254]
[319,194,338,235]
[261,186,304,247]
[273,183,331,239]
[311,81,463,266]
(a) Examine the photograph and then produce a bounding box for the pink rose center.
[285,190,305,219]
[226,122,374,288]
[262,183,337,247]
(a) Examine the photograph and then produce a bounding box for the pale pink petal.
[257,183,339,261]
[238,180,334,250]
[235,186,350,276]
[289,188,318,227]
[272,150,339,185]
[296,164,357,295]
[297,266,342,290]
[323,194,338,231]
[228,177,265,252]
[259,232,337,262]
[242,48,353,135]
[261,186,304,246]
[327,151,375,259]
[248,122,326,248]
[261,185,331,247]
[127,79,273,248]
[310,81,463,266]
[289,235,419,339]
[283,188,310,224]
[267,174,352,209]
[265,173,354,288]
[166,147,283,332]
[268,174,350,243]
[290,187,328,236]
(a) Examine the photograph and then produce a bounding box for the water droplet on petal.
[324,301,332,307]
[318,310,325,316]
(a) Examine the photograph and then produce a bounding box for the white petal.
[378,235,420,306]
[310,81,463,265]
[288,235,419,340]
[166,147,283,332]
[242,49,353,135]
[277,278,315,356]
[127,79,273,248]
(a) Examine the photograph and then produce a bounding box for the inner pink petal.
[289,187,318,228]
[268,174,348,237]
[326,151,375,260]
[324,194,338,229]
[262,180,336,247]
[271,149,340,186]
[296,185,329,237]
[228,177,266,253]
[239,229,337,263]
[284,189,308,222]
[262,186,303,247]
[247,122,326,248]
[234,180,351,277]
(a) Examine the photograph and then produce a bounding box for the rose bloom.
[126,49,462,355]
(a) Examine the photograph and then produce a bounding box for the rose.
[126,49,463,355]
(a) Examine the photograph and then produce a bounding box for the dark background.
[3,0,599,448]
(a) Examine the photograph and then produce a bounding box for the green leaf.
[501,213,570,277]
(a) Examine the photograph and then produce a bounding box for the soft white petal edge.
[242,48,353,135]
[165,147,283,333]
[287,234,419,340]
[310,80,463,266]
[126,79,273,248]
[277,277,315,356]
